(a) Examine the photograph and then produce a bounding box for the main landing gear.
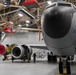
[59,57,71,74]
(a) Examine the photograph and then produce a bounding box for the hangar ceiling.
[0,0,75,32]
[0,0,47,29]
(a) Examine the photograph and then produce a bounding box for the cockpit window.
[50,4,56,7]
[58,3,71,7]
[46,4,56,9]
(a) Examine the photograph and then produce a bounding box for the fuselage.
[41,1,76,56]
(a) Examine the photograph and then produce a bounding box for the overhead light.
[47,1,52,5]
[18,25,22,27]
[9,21,14,24]
[2,32,4,34]
[26,20,30,24]
[18,13,23,17]
[26,24,29,26]
[4,4,9,7]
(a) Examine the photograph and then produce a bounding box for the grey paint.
[41,2,76,56]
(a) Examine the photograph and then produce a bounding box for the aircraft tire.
[66,61,71,74]
[59,62,63,74]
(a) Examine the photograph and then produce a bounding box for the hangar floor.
[0,57,58,75]
[0,57,76,75]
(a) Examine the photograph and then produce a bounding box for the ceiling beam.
[0,9,19,16]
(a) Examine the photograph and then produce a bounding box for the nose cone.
[42,7,72,39]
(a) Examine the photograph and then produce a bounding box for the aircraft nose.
[42,7,72,39]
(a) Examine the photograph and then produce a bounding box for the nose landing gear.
[59,57,71,74]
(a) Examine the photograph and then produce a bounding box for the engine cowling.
[0,45,5,54]
[11,44,32,59]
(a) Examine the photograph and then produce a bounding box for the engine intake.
[11,44,32,59]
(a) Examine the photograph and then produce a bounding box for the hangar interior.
[0,0,76,75]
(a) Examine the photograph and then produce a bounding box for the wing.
[27,44,48,50]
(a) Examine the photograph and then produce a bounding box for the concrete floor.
[0,57,58,75]
[1,57,76,75]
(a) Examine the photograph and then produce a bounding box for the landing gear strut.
[59,57,71,74]
[11,56,14,62]
[66,59,71,74]
[59,58,63,74]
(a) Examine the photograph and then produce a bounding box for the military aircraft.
[41,1,76,74]
[1,1,76,74]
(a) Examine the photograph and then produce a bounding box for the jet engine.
[11,44,32,60]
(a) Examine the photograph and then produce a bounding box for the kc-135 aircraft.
[41,1,76,74]
[1,1,76,74]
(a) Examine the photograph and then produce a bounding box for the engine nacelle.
[11,44,32,59]
[0,45,5,54]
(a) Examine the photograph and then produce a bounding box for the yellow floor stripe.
[63,68,67,74]
[56,74,67,75]
[56,68,67,75]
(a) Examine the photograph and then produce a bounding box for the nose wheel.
[59,58,63,74]
[59,57,71,74]
[66,60,71,74]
